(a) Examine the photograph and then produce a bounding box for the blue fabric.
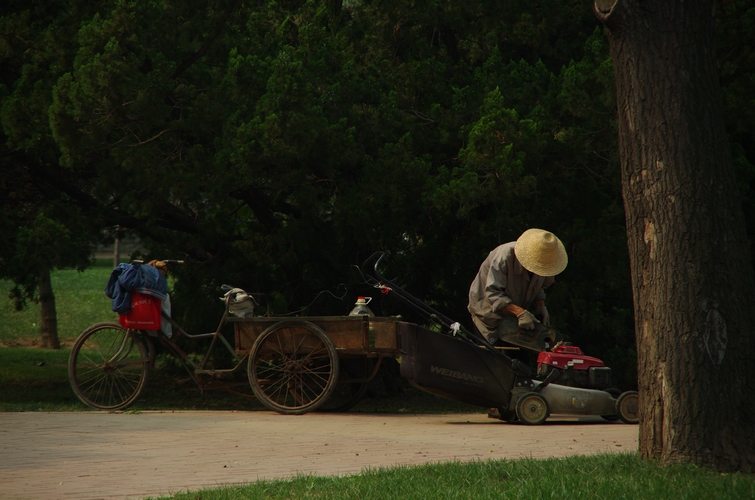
[105,263,168,313]
[105,264,131,313]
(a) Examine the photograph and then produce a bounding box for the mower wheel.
[601,388,622,422]
[616,391,639,424]
[515,392,549,425]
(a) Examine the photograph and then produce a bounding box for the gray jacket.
[467,242,554,338]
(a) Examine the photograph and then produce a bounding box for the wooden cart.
[231,315,406,414]
[68,257,479,416]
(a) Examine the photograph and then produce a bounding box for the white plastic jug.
[349,296,375,317]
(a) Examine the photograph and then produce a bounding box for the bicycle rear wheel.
[68,322,150,410]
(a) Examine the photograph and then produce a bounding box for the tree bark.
[38,269,60,349]
[595,0,755,472]
[114,225,122,268]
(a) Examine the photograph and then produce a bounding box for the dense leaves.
[1,1,753,386]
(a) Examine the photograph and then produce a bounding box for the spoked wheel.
[515,392,550,425]
[319,356,375,412]
[616,391,640,424]
[248,321,339,414]
[68,323,150,410]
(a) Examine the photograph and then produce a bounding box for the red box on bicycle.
[119,291,162,330]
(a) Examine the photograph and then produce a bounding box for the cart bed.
[231,315,403,356]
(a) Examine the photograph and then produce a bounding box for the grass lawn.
[0,259,116,347]
[157,452,753,500]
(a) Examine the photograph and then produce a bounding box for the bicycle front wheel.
[68,322,150,410]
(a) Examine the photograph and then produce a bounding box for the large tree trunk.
[594,0,755,471]
[38,269,60,349]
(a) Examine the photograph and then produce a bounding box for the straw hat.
[514,229,568,277]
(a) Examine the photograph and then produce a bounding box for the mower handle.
[364,251,472,332]
[361,251,530,376]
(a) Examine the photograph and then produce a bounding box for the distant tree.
[0,0,634,357]
[716,0,755,244]
[0,210,93,348]
[594,0,755,471]
[0,1,100,347]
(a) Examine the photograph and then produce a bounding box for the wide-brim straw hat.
[514,228,568,277]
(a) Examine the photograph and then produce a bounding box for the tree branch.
[16,152,200,237]
[129,129,169,147]
[402,108,438,124]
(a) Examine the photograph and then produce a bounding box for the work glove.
[534,305,550,326]
[517,310,539,330]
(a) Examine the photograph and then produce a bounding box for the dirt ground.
[0,410,638,500]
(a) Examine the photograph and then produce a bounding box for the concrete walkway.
[0,411,638,500]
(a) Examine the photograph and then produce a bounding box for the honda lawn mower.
[362,252,639,425]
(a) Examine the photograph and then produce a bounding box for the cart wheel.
[319,357,374,412]
[248,321,339,415]
[616,391,640,424]
[515,392,549,425]
[601,388,622,422]
[68,323,150,410]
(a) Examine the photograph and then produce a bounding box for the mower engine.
[535,343,612,390]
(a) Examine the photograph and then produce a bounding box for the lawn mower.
[362,252,639,425]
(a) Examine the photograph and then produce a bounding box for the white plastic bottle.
[349,296,375,317]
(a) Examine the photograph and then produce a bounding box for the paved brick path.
[0,411,637,499]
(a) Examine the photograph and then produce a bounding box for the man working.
[468,228,568,345]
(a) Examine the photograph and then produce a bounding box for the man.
[468,228,568,345]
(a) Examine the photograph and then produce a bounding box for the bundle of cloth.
[222,287,257,318]
[105,260,172,336]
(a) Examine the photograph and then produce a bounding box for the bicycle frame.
[136,302,249,391]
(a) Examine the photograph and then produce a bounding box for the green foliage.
[6,212,93,308]
[0,0,103,311]
[1,1,754,387]
[718,1,755,243]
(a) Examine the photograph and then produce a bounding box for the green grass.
[0,345,257,411]
[153,452,754,500]
[0,259,116,347]
[0,347,82,411]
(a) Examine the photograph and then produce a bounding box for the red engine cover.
[536,344,605,371]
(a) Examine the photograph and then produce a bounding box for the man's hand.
[517,310,539,330]
[534,305,550,326]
